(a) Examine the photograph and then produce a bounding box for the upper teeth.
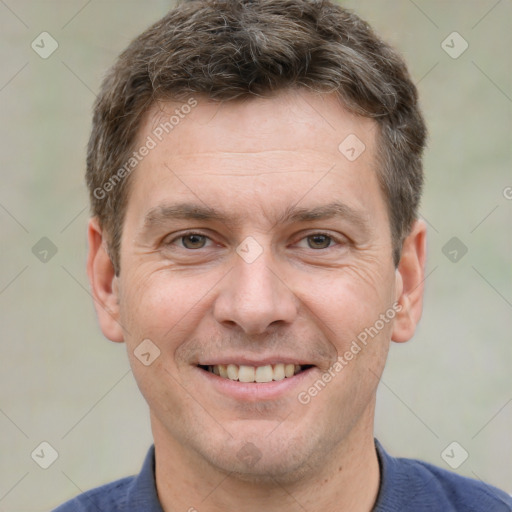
[208,363,301,383]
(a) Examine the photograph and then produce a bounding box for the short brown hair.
[87,0,426,274]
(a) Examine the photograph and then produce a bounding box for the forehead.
[144,90,376,162]
[126,90,384,226]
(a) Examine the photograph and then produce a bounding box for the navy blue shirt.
[53,441,512,511]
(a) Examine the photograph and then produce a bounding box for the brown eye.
[181,234,207,249]
[307,234,333,249]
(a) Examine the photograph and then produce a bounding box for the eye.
[294,233,343,250]
[171,232,211,250]
[305,233,334,250]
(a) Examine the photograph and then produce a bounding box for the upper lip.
[197,356,314,367]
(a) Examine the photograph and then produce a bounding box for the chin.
[200,434,320,485]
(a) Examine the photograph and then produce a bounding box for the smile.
[198,363,313,383]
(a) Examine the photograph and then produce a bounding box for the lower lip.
[195,366,316,402]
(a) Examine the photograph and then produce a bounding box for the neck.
[153,412,380,512]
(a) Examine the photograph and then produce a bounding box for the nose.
[212,249,299,335]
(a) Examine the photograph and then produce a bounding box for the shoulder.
[53,445,161,512]
[399,457,511,510]
[375,442,512,511]
[52,476,134,512]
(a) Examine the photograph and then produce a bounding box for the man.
[54,0,512,510]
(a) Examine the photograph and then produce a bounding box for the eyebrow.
[142,201,370,232]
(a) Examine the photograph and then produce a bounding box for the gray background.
[0,1,510,510]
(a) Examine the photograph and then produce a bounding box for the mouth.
[197,363,314,383]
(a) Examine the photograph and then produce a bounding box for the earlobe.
[86,218,124,343]
[391,220,427,343]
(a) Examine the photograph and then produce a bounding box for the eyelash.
[165,231,346,251]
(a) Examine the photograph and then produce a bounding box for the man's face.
[102,91,405,480]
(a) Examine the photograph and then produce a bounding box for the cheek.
[296,262,396,345]
[118,268,218,351]
[117,271,212,411]
[304,269,394,410]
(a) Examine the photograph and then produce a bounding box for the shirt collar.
[126,445,165,511]
[373,438,414,511]
[130,441,393,511]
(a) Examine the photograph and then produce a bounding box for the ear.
[86,217,124,343]
[391,219,427,343]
